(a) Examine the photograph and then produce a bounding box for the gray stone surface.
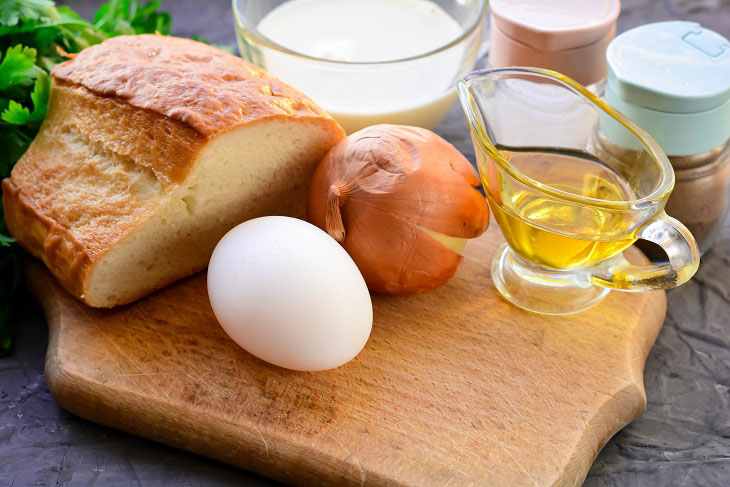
[1,0,729,485]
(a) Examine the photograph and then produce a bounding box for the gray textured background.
[1,0,730,485]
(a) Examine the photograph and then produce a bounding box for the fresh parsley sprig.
[0,0,175,357]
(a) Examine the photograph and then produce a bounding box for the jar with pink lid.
[487,0,620,94]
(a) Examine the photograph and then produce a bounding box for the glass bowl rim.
[457,67,675,211]
[232,0,487,66]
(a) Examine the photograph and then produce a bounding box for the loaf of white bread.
[3,35,346,307]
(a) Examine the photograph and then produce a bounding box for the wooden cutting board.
[26,225,666,486]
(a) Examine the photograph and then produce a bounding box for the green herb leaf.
[0,234,15,246]
[0,44,37,90]
[28,68,49,120]
[0,0,56,27]
[1,70,48,124]
[93,0,172,37]
[1,99,29,123]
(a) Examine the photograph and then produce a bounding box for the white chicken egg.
[207,216,373,371]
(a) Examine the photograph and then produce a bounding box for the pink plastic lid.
[490,0,620,51]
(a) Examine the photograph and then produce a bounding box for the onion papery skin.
[307,125,489,295]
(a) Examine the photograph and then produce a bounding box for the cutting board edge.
[561,288,666,486]
[42,355,367,487]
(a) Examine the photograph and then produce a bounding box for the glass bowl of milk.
[233,0,486,133]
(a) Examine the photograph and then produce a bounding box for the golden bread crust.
[8,83,187,253]
[3,178,91,298]
[52,35,331,138]
[49,81,204,186]
[4,35,345,306]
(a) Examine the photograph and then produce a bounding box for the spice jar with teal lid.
[602,21,730,256]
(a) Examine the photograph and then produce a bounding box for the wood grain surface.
[25,225,666,486]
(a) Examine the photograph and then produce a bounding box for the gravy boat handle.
[591,211,700,291]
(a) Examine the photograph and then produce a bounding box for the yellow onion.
[307,125,489,295]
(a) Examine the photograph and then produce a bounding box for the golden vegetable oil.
[485,149,638,270]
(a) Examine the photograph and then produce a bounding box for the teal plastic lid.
[605,21,730,155]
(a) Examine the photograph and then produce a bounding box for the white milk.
[257,0,465,133]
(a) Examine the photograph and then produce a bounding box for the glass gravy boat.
[457,67,700,315]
